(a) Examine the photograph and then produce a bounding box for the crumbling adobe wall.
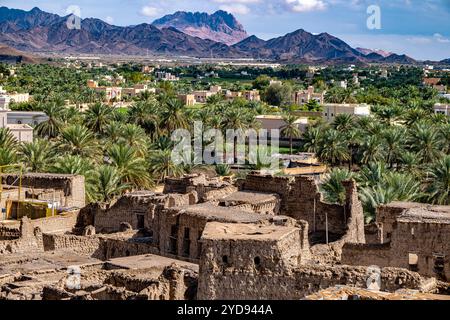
[239,174,292,211]
[40,231,158,261]
[0,225,20,240]
[198,263,423,300]
[43,264,198,301]
[0,218,43,254]
[100,238,159,260]
[343,219,450,280]
[365,223,384,244]
[93,192,196,234]
[30,212,79,234]
[164,174,236,202]
[42,233,101,256]
[240,174,356,237]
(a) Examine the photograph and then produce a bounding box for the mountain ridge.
[152,10,248,45]
[0,6,418,64]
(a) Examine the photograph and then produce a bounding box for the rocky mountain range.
[153,10,248,45]
[0,6,418,64]
[355,47,393,58]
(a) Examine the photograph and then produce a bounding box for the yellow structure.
[6,200,53,220]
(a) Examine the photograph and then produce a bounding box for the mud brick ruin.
[1,172,449,300]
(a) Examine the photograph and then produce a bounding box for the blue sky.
[1,0,450,60]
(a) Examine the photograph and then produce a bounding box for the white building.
[322,103,371,122]
[256,115,309,136]
[6,111,48,126]
[434,103,450,116]
[0,108,34,143]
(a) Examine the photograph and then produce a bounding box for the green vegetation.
[1,62,448,219]
[315,108,449,222]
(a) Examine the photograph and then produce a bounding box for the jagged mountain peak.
[152,10,248,45]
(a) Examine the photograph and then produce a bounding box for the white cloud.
[141,6,159,17]
[285,0,327,12]
[434,33,450,43]
[105,16,114,24]
[213,0,260,3]
[406,36,433,44]
[219,4,251,14]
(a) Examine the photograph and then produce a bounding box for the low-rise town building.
[256,115,309,135]
[322,103,371,122]
[155,71,179,81]
[178,94,196,106]
[434,103,450,116]
[292,86,324,105]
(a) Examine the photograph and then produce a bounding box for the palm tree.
[84,103,113,135]
[149,149,185,183]
[403,108,429,126]
[215,164,231,177]
[360,172,421,222]
[19,139,56,172]
[150,136,174,151]
[0,147,18,168]
[409,123,442,164]
[373,105,403,125]
[427,156,450,205]
[302,127,323,154]
[399,151,422,177]
[357,162,387,187]
[35,102,64,138]
[222,106,249,162]
[160,98,189,133]
[51,155,97,202]
[333,114,354,133]
[52,155,93,175]
[320,168,354,205]
[59,125,100,159]
[0,128,18,150]
[438,123,450,154]
[382,127,405,168]
[107,144,153,189]
[281,113,301,154]
[317,129,350,165]
[119,124,149,154]
[90,165,129,203]
[359,135,384,165]
[128,101,160,138]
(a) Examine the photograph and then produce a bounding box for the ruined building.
[342,202,450,282]
[1,172,449,300]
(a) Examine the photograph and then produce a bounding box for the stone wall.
[0,218,43,254]
[240,174,364,239]
[164,174,236,202]
[30,211,79,234]
[198,261,423,300]
[40,231,159,261]
[0,225,20,240]
[92,192,196,234]
[342,219,450,280]
[42,233,101,256]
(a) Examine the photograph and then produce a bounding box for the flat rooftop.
[0,251,102,276]
[385,202,450,223]
[219,191,279,205]
[171,203,269,223]
[201,222,299,241]
[398,208,450,224]
[106,254,198,273]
